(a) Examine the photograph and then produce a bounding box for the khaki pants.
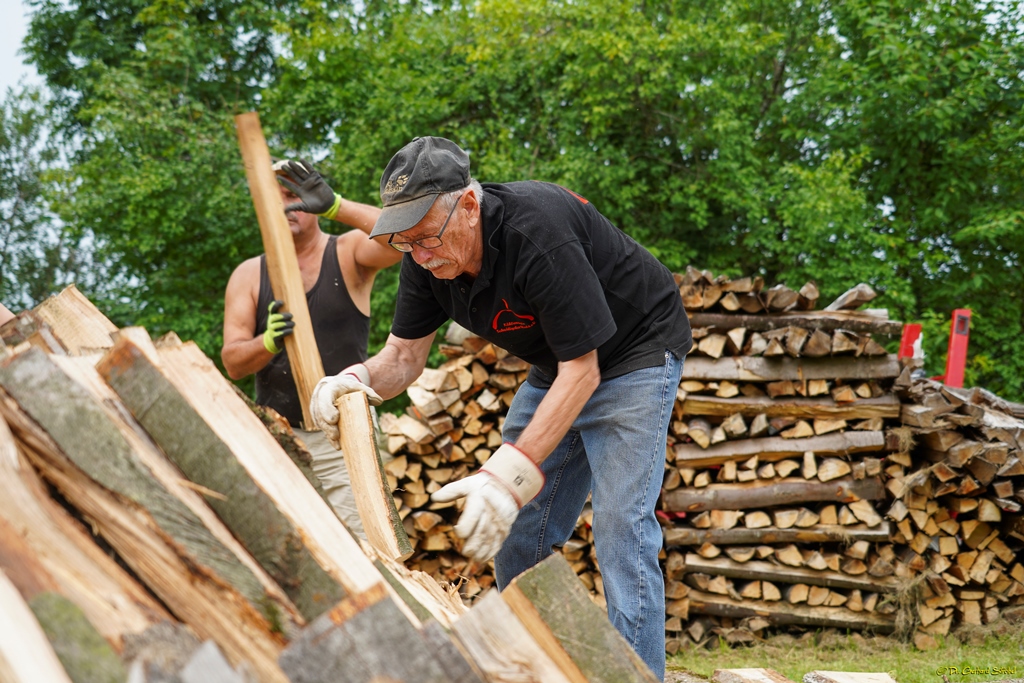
[295,408,390,541]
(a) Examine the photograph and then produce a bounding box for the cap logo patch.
[383,173,409,199]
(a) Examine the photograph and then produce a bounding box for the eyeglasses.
[388,192,464,253]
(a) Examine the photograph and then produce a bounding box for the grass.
[667,623,1024,683]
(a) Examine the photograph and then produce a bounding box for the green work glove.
[262,300,295,354]
[272,159,342,219]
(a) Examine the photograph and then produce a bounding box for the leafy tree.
[0,85,85,310]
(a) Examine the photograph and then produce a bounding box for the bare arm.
[334,200,402,272]
[513,350,601,465]
[361,333,435,399]
[220,258,275,380]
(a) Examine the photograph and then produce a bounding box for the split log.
[680,432,886,470]
[681,395,900,420]
[663,477,885,512]
[713,669,797,683]
[0,570,74,683]
[0,350,292,682]
[685,312,902,336]
[684,356,901,382]
[33,284,117,355]
[0,415,169,650]
[279,582,461,683]
[683,554,899,592]
[824,284,877,312]
[686,588,894,632]
[502,554,659,683]
[451,591,573,683]
[96,337,352,620]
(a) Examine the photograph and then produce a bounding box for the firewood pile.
[0,286,657,683]
[384,268,1024,653]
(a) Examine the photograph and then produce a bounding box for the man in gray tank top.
[221,160,401,538]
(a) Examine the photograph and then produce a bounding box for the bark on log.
[683,554,899,592]
[686,312,902,336]
[686,589,894,632]
[663,523,890,547]
[503,554,659,683]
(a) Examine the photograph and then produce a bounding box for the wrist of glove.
[273,159,341,218]
[309,364,383,448]
[430,443,544,563]
[262,300,294,354]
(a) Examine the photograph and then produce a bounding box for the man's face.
[279,184,318,237]
[394,193,475,280]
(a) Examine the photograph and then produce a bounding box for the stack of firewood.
[384,268,1024,653]
[0,286,657,683]
[884,369,1024,649]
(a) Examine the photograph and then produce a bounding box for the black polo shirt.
[391,181,692,387]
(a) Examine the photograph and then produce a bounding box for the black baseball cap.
[369,136,471,239]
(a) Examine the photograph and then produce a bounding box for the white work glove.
[309,364,382,448]
[431,443,545,563]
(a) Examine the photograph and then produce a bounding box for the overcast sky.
[1,0,39,94]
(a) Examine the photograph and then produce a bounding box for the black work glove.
[272,159,342,218]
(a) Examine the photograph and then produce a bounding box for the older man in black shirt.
[310,136,690,680]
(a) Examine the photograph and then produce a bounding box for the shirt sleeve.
[390,255,450,340]
[520,240,617,361]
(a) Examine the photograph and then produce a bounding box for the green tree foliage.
[0,86,85,310]
[22,0,1024,399]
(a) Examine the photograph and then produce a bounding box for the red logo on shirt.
[492,299,536,333]
[561,186,589,204]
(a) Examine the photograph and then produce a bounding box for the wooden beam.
[686,588,894,632]
[451,591,574,683]
[682,395,900,420]
[97,336,348,620]
[674,431,885,468]
[664,523,890,547]
[683,554,899,592]
[502,554,660,683]
[335,392,413,561]
[662,476,884,512]
[681,356,900,382]
[235,111,324,429]
[687,311,903,335]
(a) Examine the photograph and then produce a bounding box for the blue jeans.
[495,350,683,681]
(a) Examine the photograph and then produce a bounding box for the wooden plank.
[686,311,902,335]
[0,570,73,683]
[664,523,890,547]
[451,590,574,683]
[681,356,899,382]
[683,554,899,592]
[33,285,117,355]
[0,414,169,650]
[278,582,450,683]
[335,392,413,561]
[502,554,659,683]
[147,341,463,627]
[686,588,894,632]
[0,349,291,682]
[674,431,885,468]
[96,336,347,621]
[682,395,900,420]
[235,111,324,429]
[663,477,884,512]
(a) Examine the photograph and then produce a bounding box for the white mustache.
[420,257,452,271]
